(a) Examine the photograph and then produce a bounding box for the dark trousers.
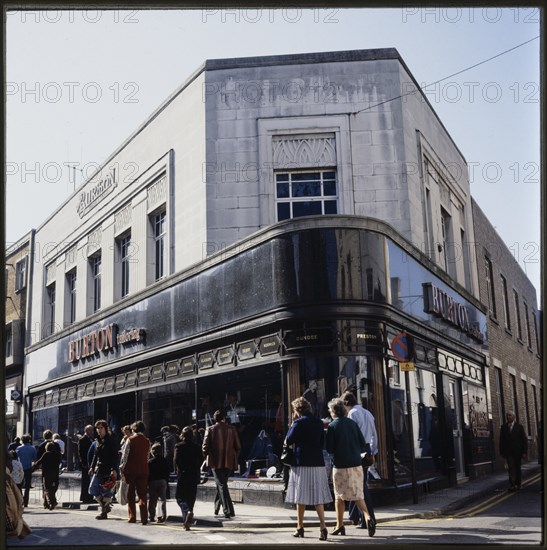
[212,468,235,517]
[507,454,523,488]
[22,468,33,506]
[80,468,92,502]
[348,466,375,524]
[148,479,167,521]
[42,474,59,509]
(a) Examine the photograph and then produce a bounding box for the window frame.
[90,252,102,313]
[274,169,338,222]
[14,257,27,292]
[513,289,523,342]
[500,274,511,331]
[484,255,497,320]
[66,269,77,325]
[45,282,56,337]
[119,233,132,298]
[152,209,167,282]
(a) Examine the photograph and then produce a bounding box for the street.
[7,472,542,547]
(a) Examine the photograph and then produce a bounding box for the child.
[32,442,62,510]
[148,443,170,523]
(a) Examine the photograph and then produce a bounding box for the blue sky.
[5,7,541,297]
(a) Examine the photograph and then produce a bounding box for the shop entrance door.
[448,378,466,480]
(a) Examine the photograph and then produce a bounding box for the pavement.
[38,461,541,529]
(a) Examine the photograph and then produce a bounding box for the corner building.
[25,49,492,502]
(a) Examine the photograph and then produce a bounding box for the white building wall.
[29,73,207,346]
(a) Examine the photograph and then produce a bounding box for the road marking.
[452,473,541,518]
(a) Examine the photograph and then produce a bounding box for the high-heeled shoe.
[292,527,304,538]
[331,525,346,536]
[319,527,328,541]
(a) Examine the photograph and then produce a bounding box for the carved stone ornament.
[272,135,336,169]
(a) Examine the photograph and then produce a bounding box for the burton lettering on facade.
[68,324,116,363]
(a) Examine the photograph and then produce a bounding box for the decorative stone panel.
[147,174,167,212]
[272,135,336,169]
[114,204,132,235]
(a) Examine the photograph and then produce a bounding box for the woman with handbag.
[326,398,375,537]
[284,397,332,541]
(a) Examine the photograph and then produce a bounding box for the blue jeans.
[89,473,115,501]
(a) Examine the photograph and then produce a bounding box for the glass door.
[448,378,466,479]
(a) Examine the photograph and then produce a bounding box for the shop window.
[500,275,511,331]
[275,170,338,221]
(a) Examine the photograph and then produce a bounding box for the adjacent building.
[472,198,542,468]
[5,231,34,444]
[18,48,539,502]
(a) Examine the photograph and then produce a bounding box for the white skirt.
[285,466,333,506]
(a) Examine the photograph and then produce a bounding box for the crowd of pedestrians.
[6,389,383,540]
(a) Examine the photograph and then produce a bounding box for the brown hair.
[291,397,312,415]
[328,398,347,418]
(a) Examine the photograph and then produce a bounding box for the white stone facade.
[27,49,479,348]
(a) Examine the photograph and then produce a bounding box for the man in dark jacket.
[202,410,241,519]
[89,420,119,520]
[499,410,528,491]
[78,425,95,504]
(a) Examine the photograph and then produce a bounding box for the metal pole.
[405,369,419,504]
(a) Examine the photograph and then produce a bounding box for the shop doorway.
[94,392,137,441]
[448,378,466,480]
[196,364,283,473]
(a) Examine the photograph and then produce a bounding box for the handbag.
[280,445,295,467]
[361,443,373,468]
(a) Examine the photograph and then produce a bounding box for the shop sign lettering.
[77,166,117,218]
[423,283,484,342]
[67,323,146,363]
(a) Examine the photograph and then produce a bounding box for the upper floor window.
[90,253,102,313]
[118,233,132,298]
[44,282,56,337]
[532,312,540,355]
[153,210,167,281]
[500,275,511,330]
[523,302,532,349]
[275,170,337,221]
[15,257,27,292]
[485,256,497,319]
[65,270,77,325]
[513,290,523,341]
[5,325,13,358]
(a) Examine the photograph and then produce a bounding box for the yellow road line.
[452,473,542,518]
